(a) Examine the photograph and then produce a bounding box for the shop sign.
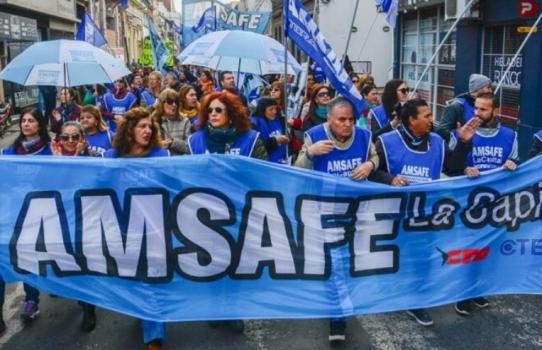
[492,56,522,89]
[519,0,539,17]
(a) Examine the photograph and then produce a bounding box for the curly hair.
[113,107,163,156]
[150,88,182,123]
[80,105,108,132]
[304,84,333,125]
[197,91,251,132]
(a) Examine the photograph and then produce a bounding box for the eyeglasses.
[164,98,177,105]
[207,106,225,114]
[59,133,81,142]
[316,91,330,97]
[398,87,411,94]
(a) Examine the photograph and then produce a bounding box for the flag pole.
[494,11,542,94]
[411,0,477,97]
[283,0,291,161]
[342,0,360,62]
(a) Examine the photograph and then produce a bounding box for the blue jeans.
[141,320,165,344]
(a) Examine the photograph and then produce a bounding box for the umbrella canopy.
[178,30,301,75]
[0,40,131,86]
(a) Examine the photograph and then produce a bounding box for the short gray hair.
[327,96,354,118]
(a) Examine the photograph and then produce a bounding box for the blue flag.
[285,0,366,117]
[119,0,128,10]
[376,0,399,28]
[191,6,216,34]
[75,12,107,48]
[146,15,169,73]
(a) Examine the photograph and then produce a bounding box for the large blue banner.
[1,155,542,322]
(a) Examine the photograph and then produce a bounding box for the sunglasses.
[164,98,177,105]
[352,79,359,83]
[59,134,81,142]
[398,87,411,94]
[207,106,225,114]
[316,91,330,97]
[271,88,281,93]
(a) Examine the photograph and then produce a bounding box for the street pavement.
[0,125,541,349]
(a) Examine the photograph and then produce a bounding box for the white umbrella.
[0,39,131,86]
[178,30,301,75]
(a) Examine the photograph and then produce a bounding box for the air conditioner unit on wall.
[444,0,480,21]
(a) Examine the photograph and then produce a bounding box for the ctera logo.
[436,247,490,265]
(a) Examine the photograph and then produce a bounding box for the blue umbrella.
[0,40,130,86]
[177,30,301,75]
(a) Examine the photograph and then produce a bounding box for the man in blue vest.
[101,79,138,132]
[295,96,378,343]
[436,74,492,142]
[448,92,518,315]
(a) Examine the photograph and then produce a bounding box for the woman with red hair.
[188,91,267,160]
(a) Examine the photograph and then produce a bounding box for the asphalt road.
[0,124,541,349]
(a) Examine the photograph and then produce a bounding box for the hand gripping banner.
[1,155,542,322]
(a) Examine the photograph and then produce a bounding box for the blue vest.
[463,126,516,171]
[455,97,475,124]
[370,105,389,128]
[141,90,156,107]
[86,130,114,156]
[251,116,286,163]
[305,124,371,177]
[380,130,444,183]
[2,143,52,156]
[103,147,169,158]
[188,129,259,157]
[103,92,137,132]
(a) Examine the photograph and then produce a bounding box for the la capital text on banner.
[1,155,542,321]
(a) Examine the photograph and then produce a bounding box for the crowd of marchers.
[1,63,541,350]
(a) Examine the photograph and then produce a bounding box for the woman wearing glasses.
[269,81,285,115]
[103,108,168,350]
[151,89,191,156]
[51,121,92,156]
[79,105,114,156]
[189,91,267,160]
[369,79,409,140]
[300,84,333,132]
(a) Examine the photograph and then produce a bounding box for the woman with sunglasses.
[369,79,409,140]
[301,84,333,132]
[79,105,114,156]
[0,107,52,332]
[103,108,168,350]
[52,121,92,156]
[151,89,191,156]
[269,81,285,115]
[251,97,289,163]
[50,88,82,140]
[178,84,200,127]
[189,91,267,159]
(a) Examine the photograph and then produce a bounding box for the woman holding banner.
[151,89,191,156]
[103,107,168,350]
[0,107,52,332]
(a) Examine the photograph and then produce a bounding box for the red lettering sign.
[446,247,490,265]
[519,0,539,17]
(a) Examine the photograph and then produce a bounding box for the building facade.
[395,0,541,158]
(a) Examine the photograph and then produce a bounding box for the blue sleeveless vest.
[305,124,371,177]
[251,116,286,163]
[370,105,389,128]
[103,92,137,132]
[188,129,259,157]
[455,97,475,124]
[464,126,516,171]
[380,130,444,183]
[141,90,156,107]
